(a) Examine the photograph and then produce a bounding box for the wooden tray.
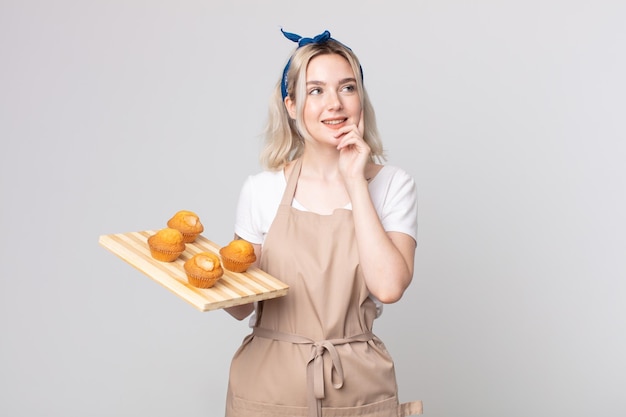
[99,231,289,312]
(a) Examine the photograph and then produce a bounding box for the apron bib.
[226,159,422,417]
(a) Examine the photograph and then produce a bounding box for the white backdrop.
[1,1,625,416]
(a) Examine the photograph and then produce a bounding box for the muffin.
[167,210,204,243]
[219,239,256,272]
[147,228,186,262]
[184,252,224,288]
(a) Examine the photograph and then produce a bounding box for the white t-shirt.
[234,164,418,322]
[235,164,418,245]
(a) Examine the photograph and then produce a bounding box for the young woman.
[224,29,422,417]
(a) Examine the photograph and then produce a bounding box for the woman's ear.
[284,96,296,120]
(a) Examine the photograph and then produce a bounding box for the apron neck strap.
[281,158,303,206]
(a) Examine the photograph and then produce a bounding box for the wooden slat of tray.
[99,231,289,312]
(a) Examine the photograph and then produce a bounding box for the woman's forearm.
[347,179,415,303]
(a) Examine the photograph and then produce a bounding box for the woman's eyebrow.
[306,77,357,85]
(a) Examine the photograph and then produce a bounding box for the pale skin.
[226,53,415,320]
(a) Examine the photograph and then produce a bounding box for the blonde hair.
[259,40,386,171]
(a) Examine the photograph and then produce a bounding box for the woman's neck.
[299,148,342,181]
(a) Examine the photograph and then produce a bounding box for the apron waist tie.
[252,326,374,417]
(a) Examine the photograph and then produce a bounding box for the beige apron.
[226,158,422,417]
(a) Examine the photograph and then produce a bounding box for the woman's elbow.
[376,289,404,304]
[374,280,412,304]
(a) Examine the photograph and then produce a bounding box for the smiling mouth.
[322,118,347,126]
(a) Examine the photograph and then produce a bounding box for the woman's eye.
[308,87,322,95]
[341,84,356,93]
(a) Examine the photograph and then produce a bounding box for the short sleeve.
[233,171,285,245]
[234,175,263,244]
[380,168,418,243]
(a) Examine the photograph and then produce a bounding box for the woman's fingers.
[358,109,365,136]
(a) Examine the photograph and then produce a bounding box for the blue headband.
[280,29,363,100]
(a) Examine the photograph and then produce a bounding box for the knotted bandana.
[279,29,362,100]
[281,29,332,47]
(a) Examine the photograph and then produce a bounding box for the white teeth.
[324,119,344,125]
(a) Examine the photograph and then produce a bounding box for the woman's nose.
[326,91,343,111]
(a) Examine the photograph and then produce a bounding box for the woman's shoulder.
[240,169,286,205]
[245,169,286,187]
[372,164,415,186]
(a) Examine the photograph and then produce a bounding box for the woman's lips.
[322,118,347,129]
